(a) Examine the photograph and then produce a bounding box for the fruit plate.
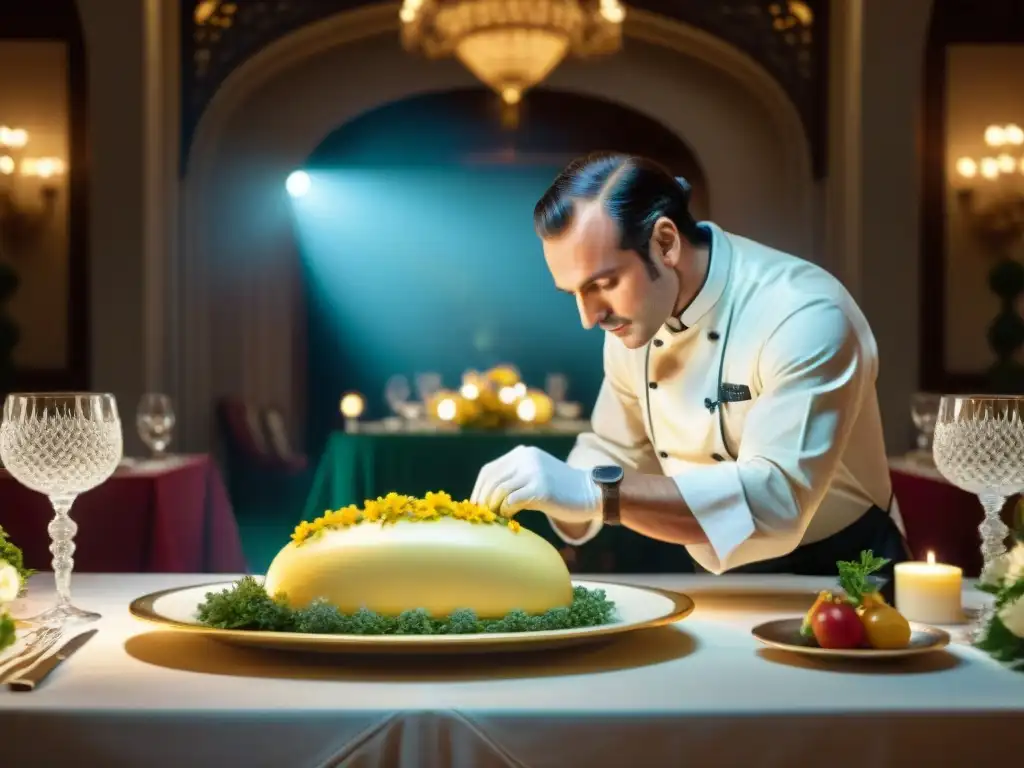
[751,618,951,659]
[128,579,695,655]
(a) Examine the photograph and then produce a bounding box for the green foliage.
[0,611,13,652]
[974,545,1024,671]
[836,550,890,605]
[975,612,1024,663]
[0,524,34,586]
[196,576,617,635]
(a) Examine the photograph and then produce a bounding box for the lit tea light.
[339,392,365,433]
[436,397,458,421]
[513,382,527,398]
[339,393,364,418]
[516,390,554,425]
[460,382,480,400]
[516,398,537,423]
[498,386,519,405]
[894,551,964,625]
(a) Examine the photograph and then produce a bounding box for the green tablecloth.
[302,430,696,573]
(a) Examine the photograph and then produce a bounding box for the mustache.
[598,316,630,330]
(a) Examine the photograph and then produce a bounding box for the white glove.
[470,445,602,523]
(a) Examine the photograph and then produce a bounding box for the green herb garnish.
[836,550,890,606]
[195,576,617,635]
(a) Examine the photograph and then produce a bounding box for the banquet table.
[0,455,248,574]
[0,573,1021,767]
[304,429,580,517]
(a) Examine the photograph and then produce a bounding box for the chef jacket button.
[711,452,725,461]
[658,451,668,459]
[707,331,720,341]
[649,381,658,389]
[653,339,664,347]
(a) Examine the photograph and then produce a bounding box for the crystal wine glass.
[932,395,1024,637]
[910,391,940,453]
[0,393,123,625]
[384,375,411,416]
[545,373,568,404]
[415,372,442,403]
[136,392,175,458]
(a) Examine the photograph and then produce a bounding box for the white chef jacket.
[556,221,901,574]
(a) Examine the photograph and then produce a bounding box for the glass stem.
[48,494,78,609]
[916,432,928,450]
[979,492,1011,572]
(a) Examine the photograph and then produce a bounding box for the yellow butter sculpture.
[263,492,573,619]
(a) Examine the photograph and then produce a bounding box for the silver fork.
[0,626,62,682]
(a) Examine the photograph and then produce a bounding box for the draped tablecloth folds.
[0,455,248,574]
[0,574,1021,767]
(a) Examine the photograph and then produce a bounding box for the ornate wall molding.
[180,0,827,176]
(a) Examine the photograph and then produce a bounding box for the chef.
[471,151,909,579]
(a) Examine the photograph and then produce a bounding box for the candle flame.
[926,551,935,565]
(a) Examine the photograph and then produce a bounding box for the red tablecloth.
[0,454,248,574]
[890,458,1017,577]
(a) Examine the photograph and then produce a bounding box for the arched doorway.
[296,87,708,451]
[177,5,814,451]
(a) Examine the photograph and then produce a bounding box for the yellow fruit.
[856,591,887,616]
[486,365,520,387]
[860,604,911,649]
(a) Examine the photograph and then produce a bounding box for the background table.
[303,431,700,573]
[0,573,1021,767]
[0,455,247,574]
[889,455,1020,576]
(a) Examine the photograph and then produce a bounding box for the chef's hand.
[470,446,601,523]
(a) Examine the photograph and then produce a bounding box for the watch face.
[592,465,624,484]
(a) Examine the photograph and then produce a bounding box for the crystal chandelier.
[400,0,625,105]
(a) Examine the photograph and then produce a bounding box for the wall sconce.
[953,123,1024,256]
[954,123,1024,203]
[0,125,66,253]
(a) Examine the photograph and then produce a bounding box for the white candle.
[894,551,964,624]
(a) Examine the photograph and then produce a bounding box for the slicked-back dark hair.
[533,151,707,278]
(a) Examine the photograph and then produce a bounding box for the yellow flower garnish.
[289,491,522,545]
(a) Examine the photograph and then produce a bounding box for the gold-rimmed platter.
[751,618,951,659]
[129,579,695,655]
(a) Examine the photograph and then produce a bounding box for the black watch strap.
[602,482,621,526]
[591,466,624,526]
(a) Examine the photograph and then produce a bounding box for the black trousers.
[693,504,911,601]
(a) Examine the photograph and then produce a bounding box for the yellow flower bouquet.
[290,491,521,545]
[426,365,555,429]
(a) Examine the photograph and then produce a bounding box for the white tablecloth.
[1,574,1022,767]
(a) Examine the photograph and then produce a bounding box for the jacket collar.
[664,221,732,333]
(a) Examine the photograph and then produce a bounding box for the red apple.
[811,601,865,649]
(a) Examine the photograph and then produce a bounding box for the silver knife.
[7,629,97,692]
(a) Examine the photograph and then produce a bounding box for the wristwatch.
[591,465,624,525]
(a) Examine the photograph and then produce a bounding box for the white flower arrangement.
[0,558,19,652]
[976,540,1024,670]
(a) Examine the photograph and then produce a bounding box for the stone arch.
[177,2,816,449]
